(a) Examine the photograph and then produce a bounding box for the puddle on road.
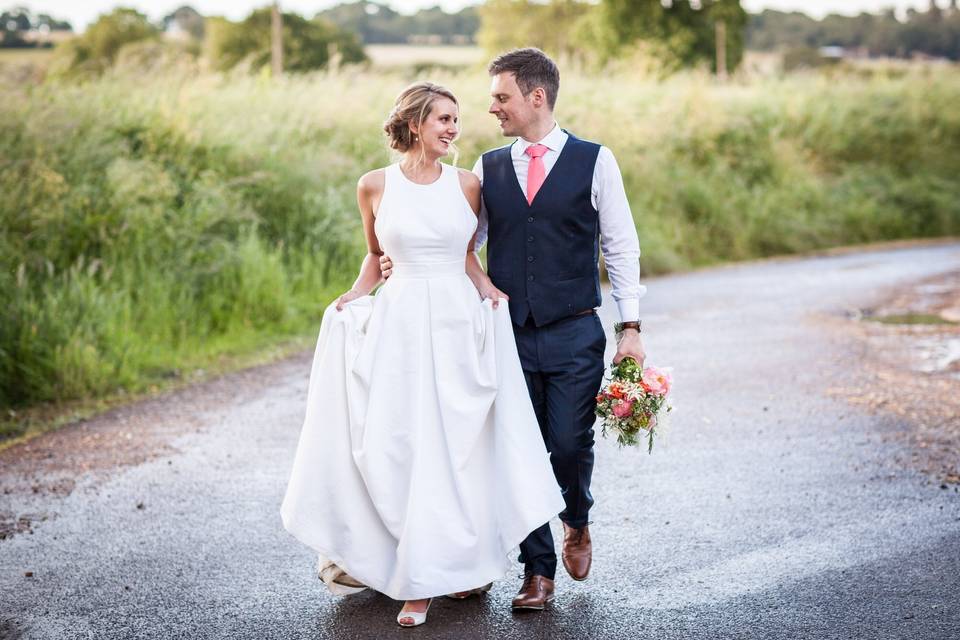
[912,337,960,377]
[838,268,960,482]
[858,268,960,376]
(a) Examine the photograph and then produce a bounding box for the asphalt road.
[2,242,960,640]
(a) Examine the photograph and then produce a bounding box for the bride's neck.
[399,154,442,179]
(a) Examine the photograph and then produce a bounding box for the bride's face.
[412,97,460,158]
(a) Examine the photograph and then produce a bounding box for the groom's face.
[489,72,536,139]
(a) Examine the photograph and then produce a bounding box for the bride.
[280,81,565,627]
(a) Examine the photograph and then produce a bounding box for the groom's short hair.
[488,48,559,110]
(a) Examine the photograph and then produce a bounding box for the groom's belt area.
[488,268,602,327]
[524,308,595,327]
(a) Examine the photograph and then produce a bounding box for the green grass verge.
[2,64,960,445]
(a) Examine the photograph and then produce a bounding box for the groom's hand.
[613,329,645,367]
[379,255,393,279]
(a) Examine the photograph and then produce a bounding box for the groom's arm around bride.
[381,47,647,610]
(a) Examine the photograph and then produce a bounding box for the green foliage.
[49,8,158,76]
[2,64,960,425]
[599,0,747,71]
[162,6,205,41]
[0,8,31,47]
[0,70,378,412]
[205,8,366,73]
[747,6,960,60]
[1,7,72,48]
[318,1,479,44]
[475,0,745,72]
[477,0,594,61]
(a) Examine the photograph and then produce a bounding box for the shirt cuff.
[615,299,640,323]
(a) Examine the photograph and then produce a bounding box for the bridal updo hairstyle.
[383,81,459,153]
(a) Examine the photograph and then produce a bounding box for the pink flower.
[641,367,672,397]
[612,399,634,418]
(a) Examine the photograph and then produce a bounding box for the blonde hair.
[383,81,459,158]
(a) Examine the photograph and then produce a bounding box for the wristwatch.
[614,320,641,334]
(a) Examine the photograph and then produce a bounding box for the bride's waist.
[390,259,466,279]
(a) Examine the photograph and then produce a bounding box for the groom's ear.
[529,87,547,109]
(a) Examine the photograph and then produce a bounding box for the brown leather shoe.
[562,523,592,581]
[511,573,554,611]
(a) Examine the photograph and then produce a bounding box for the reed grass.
[2,63,959,437]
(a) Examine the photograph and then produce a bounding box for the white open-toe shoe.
[396,599,432,628]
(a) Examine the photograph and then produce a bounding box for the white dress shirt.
[472,123,646,322]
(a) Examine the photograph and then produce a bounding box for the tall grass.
[2,64,959,431]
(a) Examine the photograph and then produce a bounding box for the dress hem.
[281,501,562,601]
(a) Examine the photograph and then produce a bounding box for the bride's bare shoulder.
[357,168,386,196]
[456,167,480,194]
[456,168,481,214]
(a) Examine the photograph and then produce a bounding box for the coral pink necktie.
[524,144,549,205]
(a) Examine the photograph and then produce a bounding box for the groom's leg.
[540,313,606,527]
[514,320,558,579]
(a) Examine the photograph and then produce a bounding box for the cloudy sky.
[8,0,952,32]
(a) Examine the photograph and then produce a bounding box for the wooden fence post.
[271,2,283,77]
[716,19,727,81]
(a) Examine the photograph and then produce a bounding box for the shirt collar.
[513,122,564,158]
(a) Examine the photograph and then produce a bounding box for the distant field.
[0,44,484,70]
[365,44,484,68]
[0,48,55,64]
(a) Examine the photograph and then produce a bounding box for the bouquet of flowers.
[595,358,672,453]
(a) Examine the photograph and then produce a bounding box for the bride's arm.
[335,170,386,311]
[458,169,508,309]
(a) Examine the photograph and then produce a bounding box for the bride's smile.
[410,100,460,158]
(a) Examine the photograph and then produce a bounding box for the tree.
[205,8,366,73]
[1,7,37,47]
[704,0,748,74]
[745,5,960,61]
[162,6,205,41]
[35,13,73,32]
[598,0,746,72]
[317,1,480,44]
[477,0,594,61]
[50,8,158,74]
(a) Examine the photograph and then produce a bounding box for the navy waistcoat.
[482,132,602,327]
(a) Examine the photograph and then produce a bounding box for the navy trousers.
[513,311,607,579]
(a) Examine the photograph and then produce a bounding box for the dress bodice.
[374,162,477,271]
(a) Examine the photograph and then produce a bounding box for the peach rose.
[641,367,672,396]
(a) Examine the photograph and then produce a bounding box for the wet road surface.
[2,242,960,639]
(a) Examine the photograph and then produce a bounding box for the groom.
[381,47,646,610]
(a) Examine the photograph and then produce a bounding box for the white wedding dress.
[280,162,565,601]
